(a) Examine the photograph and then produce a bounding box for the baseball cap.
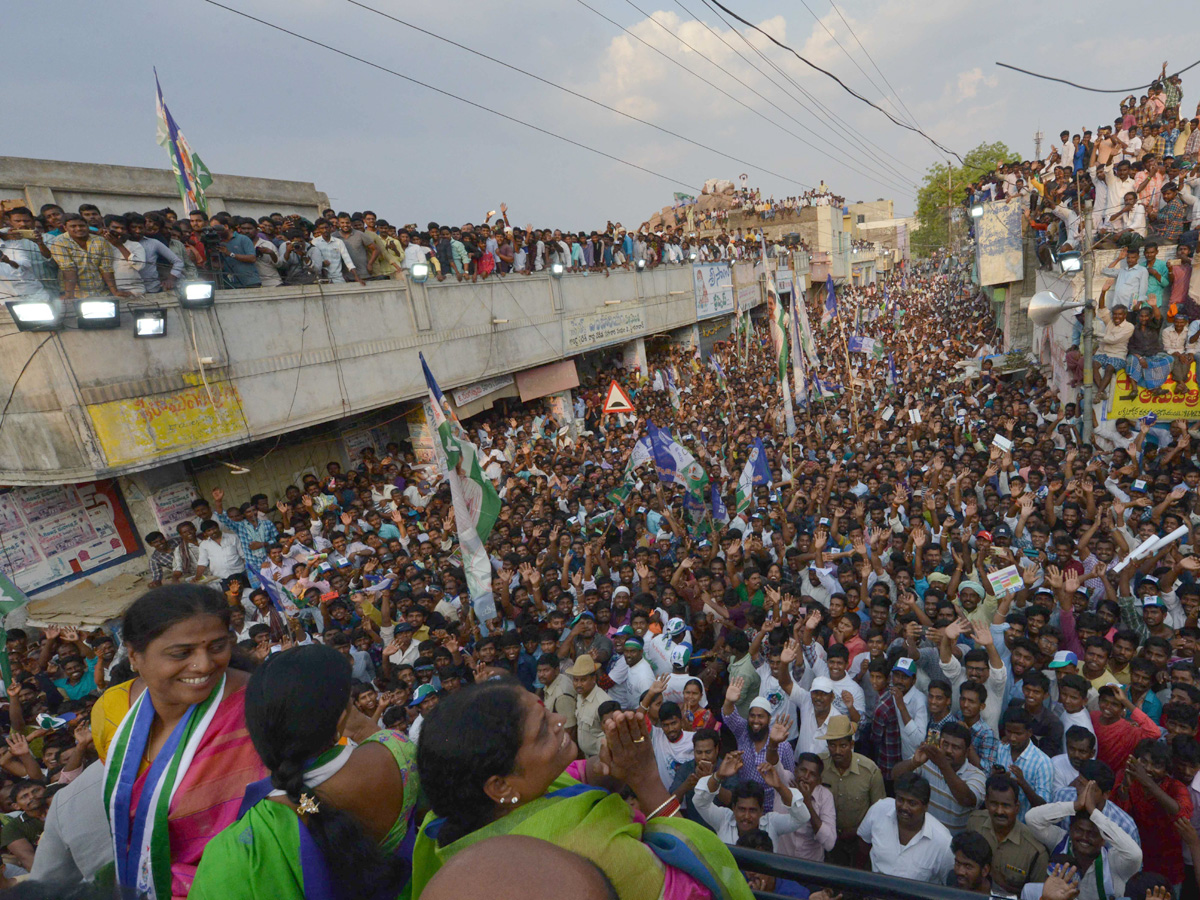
[1143,596,1166,609]
[810,676,834,694]
[665,617,687,637]
[893,657,917,677]
[1048,651,1079,669]
[409,684,438,707]
[670,645,692,668]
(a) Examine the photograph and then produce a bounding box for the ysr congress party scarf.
[102,675,226,900]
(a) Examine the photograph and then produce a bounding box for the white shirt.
[693,777,810,845]
[254,238,283,287]
[607,656,655,710]
[857,798,954,882]
[897,686,929,759]
[109,240,146,295]
[0,239,51,302]
[650,726,695,791]
[196,533,245,578]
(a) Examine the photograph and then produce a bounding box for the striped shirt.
[918,758,987,834]
[1051,788,1140,844]
[996,742,1055,823]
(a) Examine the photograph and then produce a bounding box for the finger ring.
[633,736,646,744]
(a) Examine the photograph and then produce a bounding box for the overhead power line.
[995,59,1200,93]
[688,0,923,182]
[197,0,700,191]
[573,0,916,196]
[342,0,813,190]
[705,0,963,162]
[826,0,926,134]
[627,0,919,189]
[791,0,915,130]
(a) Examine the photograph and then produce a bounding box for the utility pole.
[1034,129,1044,161]
[946,163,954,258]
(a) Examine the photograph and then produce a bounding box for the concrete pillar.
[622,337,647,375]
[24,186,56,213]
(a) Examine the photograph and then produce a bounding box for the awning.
[515,360,579,402]
[24,572,152,627]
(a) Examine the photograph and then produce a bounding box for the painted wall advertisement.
[0,480,142,594]
[564,309,647,352]
[693,263,734,320]
[150,482,200,535]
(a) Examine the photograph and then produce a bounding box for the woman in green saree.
[190,645,420,900]
[411,678,752,900]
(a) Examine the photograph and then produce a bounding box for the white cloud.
[953,67,999,101]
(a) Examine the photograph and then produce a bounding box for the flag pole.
[836,298,859,433]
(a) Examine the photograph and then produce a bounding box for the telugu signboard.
[452,374,515,407]
[0,480,142,595]
[693,262,734,320]
[563,309,647,352]
[1109,369,1200,419]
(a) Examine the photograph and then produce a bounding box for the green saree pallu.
[191,730,420,900]
[409,776,753,900]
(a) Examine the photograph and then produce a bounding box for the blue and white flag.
[734,437,771,513]
[821,274,838,330]
[647,423,708,494]
[261,578,301,618]
[887,352,899,389]
[790,289,808,406]
[711,484,730,526]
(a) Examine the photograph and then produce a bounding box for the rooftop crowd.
[0,198,811,297]
[0,217,1198,900]
[966,63,1200,261]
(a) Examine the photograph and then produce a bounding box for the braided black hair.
[416,677,527,845]
[245,645,405,899]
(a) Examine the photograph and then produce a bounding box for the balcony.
[0,265,710,484]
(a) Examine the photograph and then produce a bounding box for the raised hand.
[4,733,28,757]
[717,750,744,780]
[725,676,745,705]
[769,713,793,744]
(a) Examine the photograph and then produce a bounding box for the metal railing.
[730,845,984,900]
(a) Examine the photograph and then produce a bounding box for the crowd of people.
[733,185,847,220]
[966,62,1200,259]
[2,234,1200,900]
[0,198,822,299]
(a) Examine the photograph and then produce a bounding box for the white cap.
[810,677,835,694]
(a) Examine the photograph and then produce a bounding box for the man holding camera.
[207,212,261,289]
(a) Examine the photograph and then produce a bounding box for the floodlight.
[410,262,430,284]
[551,262,565,278]
[970,205,985,218]
[134,308,167,338]
[636,259,647,271]
[1057,251,1082,274]
[688,251,698,262]
[179,281,215,310]
[77,299,121,330]
[6,298,63,332]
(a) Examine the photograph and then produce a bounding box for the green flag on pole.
[0,571,31,686]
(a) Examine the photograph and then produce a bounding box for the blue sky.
[9,1,1199,226]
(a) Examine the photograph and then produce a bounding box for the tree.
[912,141,1014,257]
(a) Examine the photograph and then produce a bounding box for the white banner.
[693,262,734,320]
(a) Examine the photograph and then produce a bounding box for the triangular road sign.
[602,379,635,415]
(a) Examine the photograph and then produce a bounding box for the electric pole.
[1034,129,1044,161]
